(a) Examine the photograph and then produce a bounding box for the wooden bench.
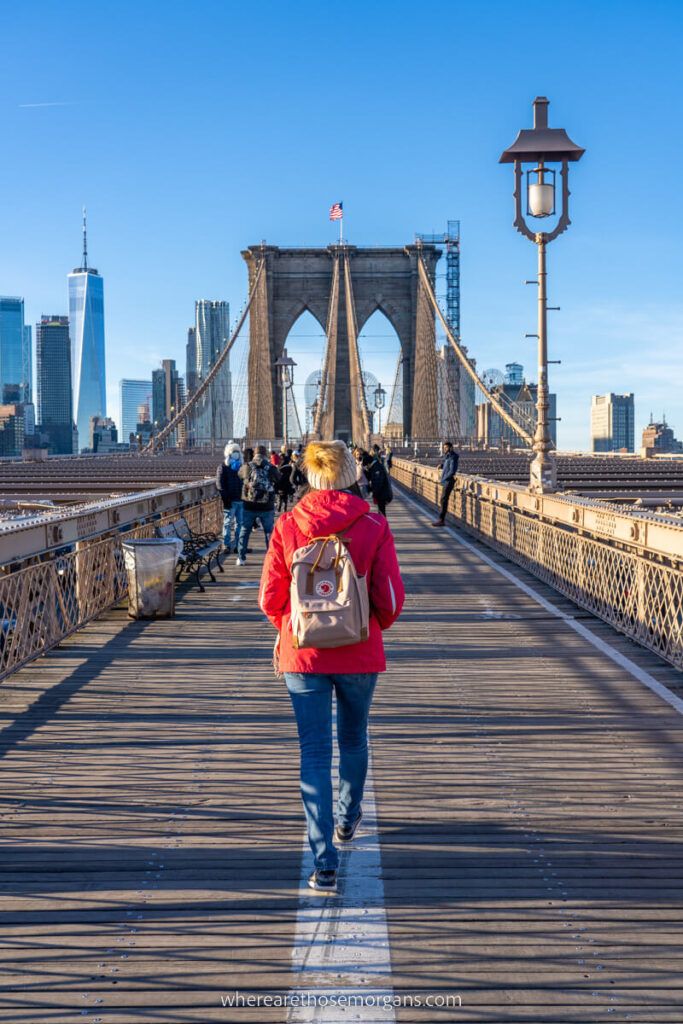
[156,515,223,593]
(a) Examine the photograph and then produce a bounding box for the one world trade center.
[68,210,106,450]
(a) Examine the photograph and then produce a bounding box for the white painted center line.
[289,729,395,1022]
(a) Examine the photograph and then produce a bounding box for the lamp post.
[500,96,584,493]
[374,382,386,437]
[274,348,297,447]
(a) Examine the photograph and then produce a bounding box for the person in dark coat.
[290,452,309,503]
[362,451,393,517]
[236,445,281,565]
[276,454,295,513]
[216,443,244,551]
[431,441,459,526]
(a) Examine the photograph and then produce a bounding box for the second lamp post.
[500,96,585,493]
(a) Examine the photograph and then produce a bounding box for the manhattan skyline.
[2,1,683,449]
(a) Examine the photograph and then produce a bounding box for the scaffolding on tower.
[415,221,461,339]
[414,221,472,438]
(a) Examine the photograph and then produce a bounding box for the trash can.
[122,538,184,619]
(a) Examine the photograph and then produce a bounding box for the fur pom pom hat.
[304,441,357,491]
[224,441,241,463]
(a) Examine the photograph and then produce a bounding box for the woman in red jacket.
[259,440,404,894]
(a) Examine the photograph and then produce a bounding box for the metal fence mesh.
[0,496,222,683]
[393,460,683,670]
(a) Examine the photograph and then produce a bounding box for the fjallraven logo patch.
[315,579,334,598]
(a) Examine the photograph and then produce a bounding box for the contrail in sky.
[18,101,78,108]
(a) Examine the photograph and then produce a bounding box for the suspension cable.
[417,257,534,447]
[312,252,339,438]
[343,253,372,443]
[143,258,265,453]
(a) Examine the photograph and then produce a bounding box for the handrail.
[393,457,683,671]
[0,481,222,683]
[0,480,218,565]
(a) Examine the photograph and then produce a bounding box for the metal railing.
[0,480,221,683]
[393,458,683,671]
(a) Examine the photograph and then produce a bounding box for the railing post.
[635,558,648,645]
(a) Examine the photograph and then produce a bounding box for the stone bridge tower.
[243,243,441,443]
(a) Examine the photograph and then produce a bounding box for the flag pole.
[339,209,343,246]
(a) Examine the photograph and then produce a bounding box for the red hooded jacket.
[259,490,404,674]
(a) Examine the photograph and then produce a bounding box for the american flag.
[329,202,343,221]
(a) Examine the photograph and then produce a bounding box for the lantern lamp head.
[500,97,585,241]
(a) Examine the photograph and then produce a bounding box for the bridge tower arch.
[242,243,441,443]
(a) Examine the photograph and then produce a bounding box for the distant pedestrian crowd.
[216,440,395,566]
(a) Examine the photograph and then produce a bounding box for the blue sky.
[1,0,682,449]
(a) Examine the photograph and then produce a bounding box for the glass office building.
[23,325,32,403]
[591,393,635,453]
[120,379,152,442]
[0,296,32,403]
[68,216,106,450]
[36,316,74,455]
[193,300,233,444]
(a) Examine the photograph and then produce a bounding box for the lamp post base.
[529,453,557,494]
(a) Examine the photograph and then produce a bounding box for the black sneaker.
[335,809,362,843]
[307,869,337,894]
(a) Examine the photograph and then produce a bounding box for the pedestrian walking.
[291,453,309,503]
[216,442,244,553]
[276,454,295,513]
[236,445,280,565]
[353,448,370,497]
[363,450,393,517]
[259,440,404,894]
[431,441,459,527]
[384,444,393,473]
[241,447,260,533]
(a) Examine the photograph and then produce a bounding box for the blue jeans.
[284,672,378,871]
[237,508,274,560]
[222,501,243,549]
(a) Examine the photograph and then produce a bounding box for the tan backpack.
[290,534,370,649]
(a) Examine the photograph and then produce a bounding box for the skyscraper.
[120,379,153,441]
[89,416,118,452]
[641,415,683,455]
[36,316,74,455]
[591,393,635,453]
[0,405,25,457]
[0,296,32,404]
[193,300,233,444]
[151,359,182,426]
[186,327,198,398]
[68,210,106,450]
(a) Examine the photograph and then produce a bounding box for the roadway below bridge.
[0,492,682,1022]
